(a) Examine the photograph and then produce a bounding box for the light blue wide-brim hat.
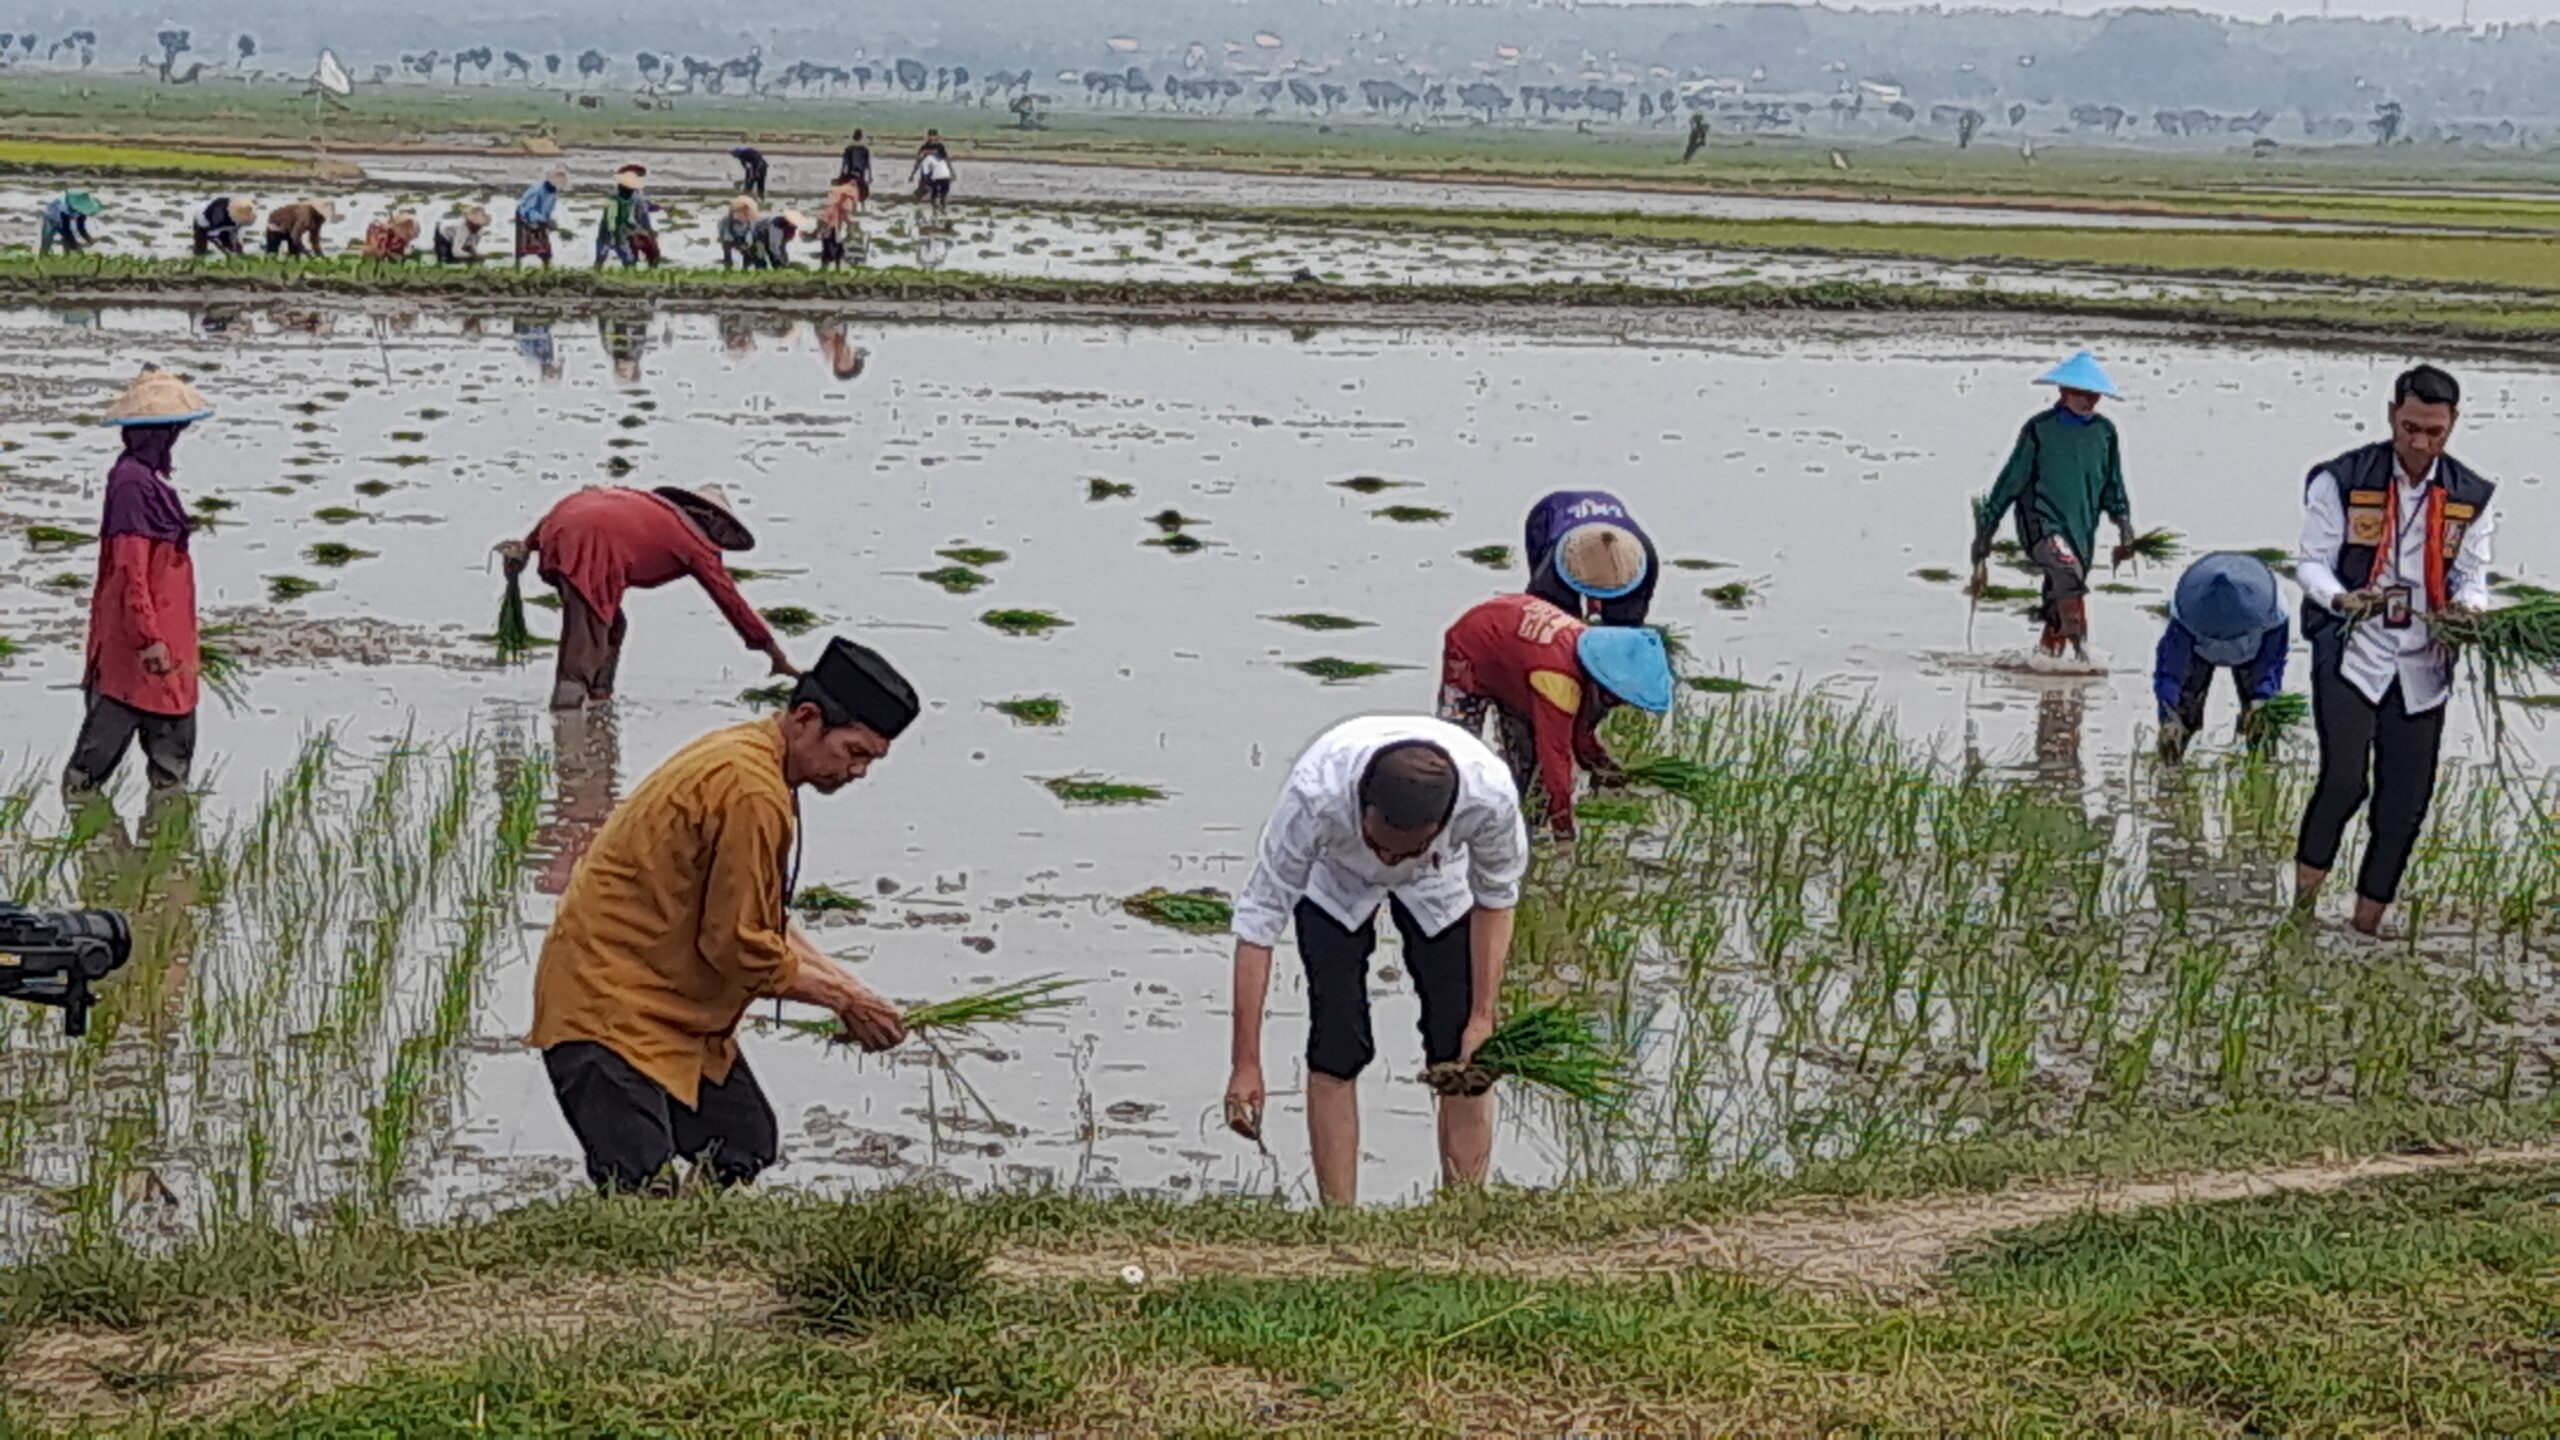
[1575,625,1675,714]
[2034,350,2122,400]
[2169,551,2288,666]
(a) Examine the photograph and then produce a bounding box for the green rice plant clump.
[1425,1004,1626,1105]
[1374,504,1450,524]
[311,506,366,524]
[24,524,93,548]
[196,625,248,712]
[267,574,320,602]
[1121,887,1233,933]
[1266,612,1371,632]
[1085,477,1135,501]
[2243,691,2311,752]
[1912,567,1958,584]
[919,565,991,595]
[901,975,1083,1038]
[1459,544,1513,568]
[1707,581,1756,610]
[1043,776,1168,806]
[982,609,1070,636]
[1624,756,1723,800]
[1686,676,1761,696]
[775,1191,991,1335]
[305,542,375,567]
[794,884,870,918]
[1333,475,1411,494]
[738,681,795,710]
[2118,527,2183,566]
[760,605,822,636]
[991,696,1066,726]
[1144,532,1206,554]
[936,547,1008,567]
[42,572,85,592]
[1288,656,1398,682]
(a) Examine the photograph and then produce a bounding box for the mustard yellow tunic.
[527,719,802,1107]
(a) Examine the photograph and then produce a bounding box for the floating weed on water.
[1144,533,1206,554]
[794,884,871,918]
[352,479,394,499]
[1288,656,1404,682]
[1121,887,1233,933]
[311,506,366,525]
[990,696,1066,726]
[1460,544,1514,568]
[919,566,992,595]
[1686,675,1763,696]
[1042,775,1169,806]
[304,542,375,567]
[1147,509,1202,532]
[1085,477,1135,502]
[738,681,794,710]
[760,605,823,636]
[1374,505,1451,524]
[937,547,1008,567]
[1333,476,1414,495]
[1671,558,1732,572]
[1912,567,1958,584]
[1266,612,1372,632]
[1707,581,1757,610]
[266,574,320,602]
[24,524,93,548]
[982,609,1070,637]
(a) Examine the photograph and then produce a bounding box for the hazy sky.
[1603,0,2558,23]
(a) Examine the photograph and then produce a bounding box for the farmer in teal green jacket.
[1968,351,2138,661]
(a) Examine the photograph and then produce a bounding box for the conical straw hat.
[102,365,213,427]
[728,196,760,221]
[652,483,754,551]
[227,197,256,224]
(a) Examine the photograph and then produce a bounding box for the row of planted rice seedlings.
[1518,689,2558,1183]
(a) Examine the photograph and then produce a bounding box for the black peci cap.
[793,637,921,739]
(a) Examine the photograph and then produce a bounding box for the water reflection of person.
[69,787,203,1039]
[514,317,562,381]
[536,705,624,897]
[815,324,868,383]
[718,313,758,358]
[600,314,649,383]
[2031,683,2088,794]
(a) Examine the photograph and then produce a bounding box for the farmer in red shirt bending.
[65,366,213,802]
[498,485,797,710]
[1438,592,1673,838]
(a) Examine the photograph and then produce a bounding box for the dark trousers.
[549,583,626,710]
[739,161,768,199]
[64,689,195,796]
[2296,660,2446,906]
[1295,896,1473,1081]
[2167,654,2262,732]
[543,1040,779,1193]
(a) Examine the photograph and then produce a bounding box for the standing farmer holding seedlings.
[2153,552,2292,762]
[527,637,919,1192]
[2293,364,2498,936]
[1969,351,2138,662]
[1439,592,1675,837]
[1225,717,1529,1207]
[1522,489,1658,626]
[497,484,798,710]
[65,366,211,803]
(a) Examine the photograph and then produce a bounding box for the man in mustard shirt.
[527,636,919,1192]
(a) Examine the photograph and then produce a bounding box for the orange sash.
[2372,478,2448,611]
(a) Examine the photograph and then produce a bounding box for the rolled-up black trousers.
[2295,656,2446,907]
[543,1040,778,1193]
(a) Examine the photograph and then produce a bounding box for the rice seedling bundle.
[1121,887,1232,933]
[2434,598,2560,725]
[2243,691,2309,751]
[197,624,249,713]
[783,975,1082,1045]
[1624,756,1722,800]
[2117,527,2182,567]
[1422,1004,1625,1105]
[494,569,535,662]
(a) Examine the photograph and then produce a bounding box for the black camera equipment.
[0,906,133,1037]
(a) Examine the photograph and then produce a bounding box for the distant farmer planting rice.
[190,196,255,257]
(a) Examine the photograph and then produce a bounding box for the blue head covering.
[2169,552,2287,666]
[2035,350,2121,400]
[1575,626,1674,714]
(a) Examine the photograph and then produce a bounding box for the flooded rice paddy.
[0,299,2554,1242]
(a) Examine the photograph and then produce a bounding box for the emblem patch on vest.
[2346,503,2386,547]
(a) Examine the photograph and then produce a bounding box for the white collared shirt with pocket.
[2297,457,2496,714]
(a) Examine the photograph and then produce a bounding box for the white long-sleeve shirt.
[2296,456,2496,713]
[1231,715,1529,948]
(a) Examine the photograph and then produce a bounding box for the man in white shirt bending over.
[2294,364,2498,936]
[1224,716,1529,1207]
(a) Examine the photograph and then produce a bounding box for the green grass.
[0,137,298,179]
[989,695,1066,726]
[1042,775,1169,806]
[982,609,1070,636]
[1121,887,1233,934]
[918,565,992,595]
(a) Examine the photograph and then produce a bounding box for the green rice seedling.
[936,547,1008,567]
[1912,567,1958,583]
[494,571,535,661]
[1288,657,1401,682]
[1085,477,1135,501]
[990,696,1066,726]
[1671,558,1732,572]
[901,976,1084,1039]
[1975,583,2040,603]
[1373,505,1450,524]
[1121,887,1232,933]
[1333,476,1411,494]
[1576,796,1651,828]
[2243,691,2311,751]
[982,609,1070,636]
[1623,757,1723,799]
[196,625,248,712]
[794,884,870,918]
[1042,776,1168,806]
[2509,695,2560,710]
[2094,582,2144,595]
[0,634,18,661]
[1425,1004,1626,1105]
[1266,613,1371,632]
[527,593,562,610]
[737,681,795,710]
[1147,509,1202,531]
[1685,676,1761,696]
[2245,546,2294,566]
[191,495,236,515]
[1706,581,1756,610]
[304,542,374,567]
[2434,597,2560,691]
[24,524,93,548]
[1144,533,1206,554]
[1459,544,1514,568]
[352,479,394,498]
[311,506,366,524]
[266,574,320,602]
[760,605,823,636]
[42,571,85,591]
[2118,527,2183,566]
[919,565,991,595]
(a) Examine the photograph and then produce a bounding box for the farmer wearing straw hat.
[717,196,759,269]
[1968,350,2139,662]
[595,166,647,268]
[817,179,864,270]
[2293,363,2498,936]
[1523,489,1658,626]
[514,167,568,267]
[262,199,333,258]
[38,191,101,255]
[190,197,256,257]
[1438,592,1674,839]
[360,209,419,262]
[433,206,490,264]
[746,209,807,269]
[498,484,798,711]
[527,636,919,1193]
[1225,716,1529,1208]
[64,366,214,801]
[2153,552,2291,763]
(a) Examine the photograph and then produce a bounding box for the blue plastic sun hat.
[1576,626,1675,714]
[1557,522,1649,600]
[2034,350,2121,400]
[99,365,214,428]
[2169,552,2288,667]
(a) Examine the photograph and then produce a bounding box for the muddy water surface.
[0,302,2553,1218]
